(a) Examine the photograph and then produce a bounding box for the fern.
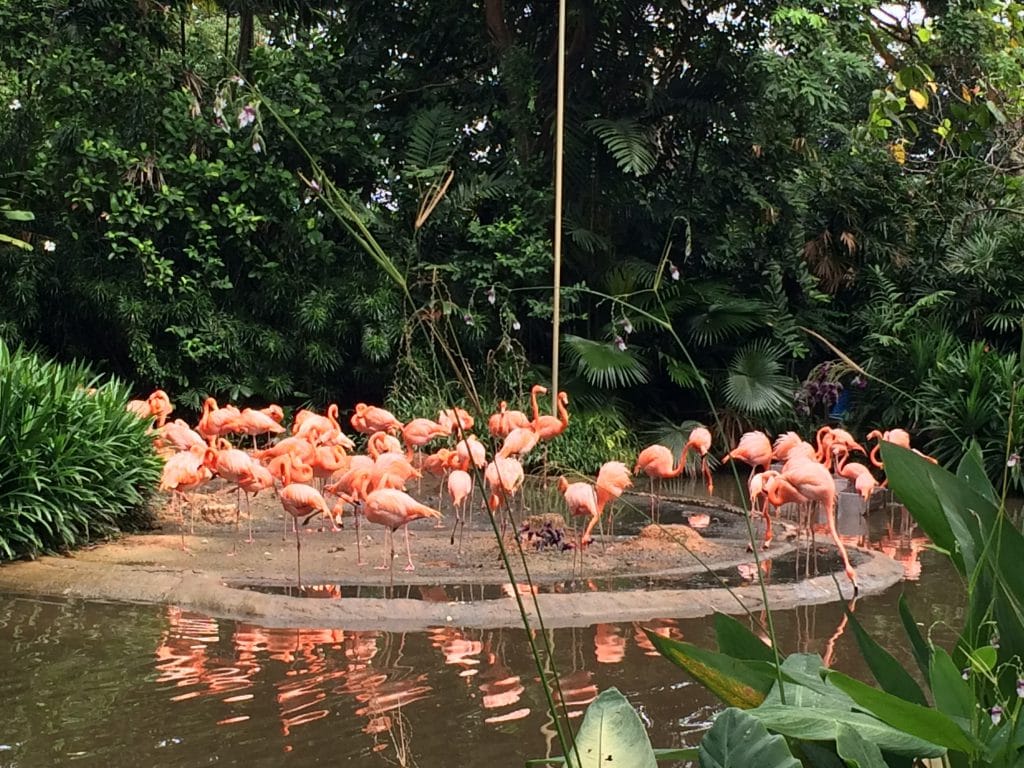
[985,298,1024,333]
[564,334,650,388]
[585,118,657,176]
[724,340,795,416]
[660,352,708,390]
[405,105,459,176]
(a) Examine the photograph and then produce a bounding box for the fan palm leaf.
[724,340,795,416]
[564,334,650,389]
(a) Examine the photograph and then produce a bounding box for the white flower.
[231,75,245,86]
[669,262,680,281]
[512,319,521,331]
[615,335,627,351]
[238,105,256,129]
[8,99,22,111]
[486,286,496,305]
[42,240,56,252]
[252,138,263,154]
[1017,679,1024,698]
[621,317,633,334]
[991,706,1003,726]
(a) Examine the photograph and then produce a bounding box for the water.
[0,473,964,767]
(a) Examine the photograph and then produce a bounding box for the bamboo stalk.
[550,0,567,413]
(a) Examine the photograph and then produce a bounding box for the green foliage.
[634,445,1024,765]
[0,342,162,559]
[540,405,641,476]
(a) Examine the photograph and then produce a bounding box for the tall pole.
[550,0,567,412]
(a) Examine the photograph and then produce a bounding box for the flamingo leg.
[294,523,302,592]
[404,526,415,571]
[701,456,714,495]
[376,527,391,570]
[245,492,254,544]
[761,497,773,549]
[457,502,467,554]
[354,506,364,566]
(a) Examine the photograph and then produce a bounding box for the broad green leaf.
[898,594,932,681]
[845,608,927,706]
[836,722,888,768]
[929,648,974,727]
[562,688,657,768]
[826,671,976,754]
[956,442,995,504]
[714,613,776,663]
[969,646,997,673]
[750,705,945,758]
[762,654,857,710]
[524,747,697,765]
[1,210,34,221]
[645,630,774,709]
[698,708,800,768]
[881,443,962,573]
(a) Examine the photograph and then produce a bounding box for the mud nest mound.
[518,513,572,552]
[621,523,722,557]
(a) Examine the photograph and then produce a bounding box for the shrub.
[0,342,162,559]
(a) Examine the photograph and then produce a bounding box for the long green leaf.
[956,441,996,504]
[525,748,699,766]
[750,705,945,758]
[645,630,774,709]
[898,594,932,681]
[845,608,927,706]
[698,708,801,768]
[928,648,974,728]
[880,443,962,571]
[714,613,776,663]
[826,671,976,755]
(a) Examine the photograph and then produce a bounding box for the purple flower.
[1017,679,1024,698]
[1008,453,1020,468]
[463,314,474,326]
[614,335,627,352]
[991,706,1003,726]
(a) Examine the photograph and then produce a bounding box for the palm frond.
[564,334,650,389]
[724,340,795,416]
[585,118,657,176]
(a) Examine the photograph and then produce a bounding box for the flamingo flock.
[137,388,933,595]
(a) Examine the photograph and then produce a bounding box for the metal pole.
[550,0,567,412]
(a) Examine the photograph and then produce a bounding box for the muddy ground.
[0,478,903,630]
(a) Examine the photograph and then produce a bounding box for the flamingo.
[833,445,878,502]
[528,384,546,422]
[867,429,935,486]
[350,403,403,435]
[683,426,714,494]
[455,434,488,471]
[558,476,598,571]
[158,419,206,453]
[159,446,215,548]
[278,478,334,591]
[402,418,450,461]
[294,404,344,446]
[589,461,632,542]
[438,407,474,434]
[197,397,241,444]
[205,442,260,542]
[764,458,858,593]
[447,469,473,552]
[634,444,686,522]
[484,457,525,537]
[497,426,540,459]
[721,431,773,483]
[232,407,285,449]
[361,488,441,576]
[254,436,315,464]
[488,401,531,439]
[815,426,867,471]
[236,462,275,542]
[748,469,778,549]
[127,389,174,427]
[367,431,403,459]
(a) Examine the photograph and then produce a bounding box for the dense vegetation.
[2,0,1023,477]
[0,342,162,559]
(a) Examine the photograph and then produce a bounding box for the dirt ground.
[0,478,904,630]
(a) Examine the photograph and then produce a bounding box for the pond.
[0,476,964,767]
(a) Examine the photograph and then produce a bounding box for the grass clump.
[0,341,162,559]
